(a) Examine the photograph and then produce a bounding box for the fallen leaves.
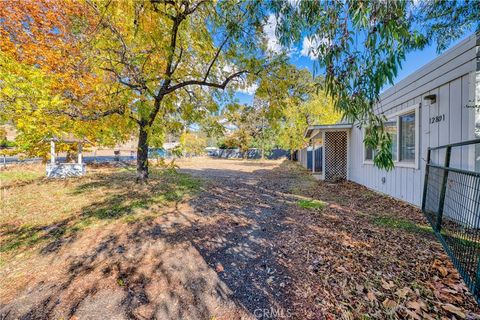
[395,287,411,299]
[187,161,480,319]
[215,263,224,273]
[442,304,466,319]
[367,291,377,302]
[382,298,397,309]
[406,300,426,312]
[381,279,395,290]
[432,259,449,277]
[277,170,480,319]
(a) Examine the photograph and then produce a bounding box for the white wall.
[348,33,479,207]
[298,147,309,169]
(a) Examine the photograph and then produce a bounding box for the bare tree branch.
[203,36,229,82]
[54,106,127,121]
[166,70,248,94]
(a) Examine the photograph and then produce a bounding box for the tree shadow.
[1,161,307,319]
[0,169,200,257]
[3,159,470,319]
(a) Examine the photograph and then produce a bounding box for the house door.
[324,131,348,181]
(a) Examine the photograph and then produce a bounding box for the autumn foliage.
[0,0,132,158]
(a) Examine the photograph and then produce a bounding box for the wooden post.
[78,142,83,164]
[50,140,55,164]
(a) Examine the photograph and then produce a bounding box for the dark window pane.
[400,112,415,162]
[365,146,373,160]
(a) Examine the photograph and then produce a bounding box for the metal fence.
[213,148,289,160]
[314,147,323,172]
[422,138,480,303]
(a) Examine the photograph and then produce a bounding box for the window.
[385,120,398,161]
[363,106,418,167]
[364,120,397,162]
[399,112,415,162]
[365,146,374,161]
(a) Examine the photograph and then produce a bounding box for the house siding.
[348,33,479,207]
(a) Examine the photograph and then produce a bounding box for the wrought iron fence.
[422,138,480,303]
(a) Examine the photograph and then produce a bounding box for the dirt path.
[1,159,478,319]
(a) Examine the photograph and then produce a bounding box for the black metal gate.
[422,138,480,303]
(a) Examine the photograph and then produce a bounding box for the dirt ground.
[1,158,479,319]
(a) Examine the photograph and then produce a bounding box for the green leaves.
[271,0,474,170]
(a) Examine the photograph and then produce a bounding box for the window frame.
[363,104,420,169]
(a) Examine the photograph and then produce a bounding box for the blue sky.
[233,31,469,106]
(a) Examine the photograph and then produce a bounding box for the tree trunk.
[136,124,149,183]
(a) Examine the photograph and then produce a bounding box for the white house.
[301,33,480,207]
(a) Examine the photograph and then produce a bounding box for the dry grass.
[0,163,201,269]
[1,159,478,319]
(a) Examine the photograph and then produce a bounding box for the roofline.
[304,123,353,138]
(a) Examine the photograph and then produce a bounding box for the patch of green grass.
[297,199,326,210]
[0,225,44,253]
[0,170,42,183]
[373,216,433,234]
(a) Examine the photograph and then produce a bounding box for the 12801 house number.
[430,114,445,124]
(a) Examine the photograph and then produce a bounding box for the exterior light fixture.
[424,94,437,104]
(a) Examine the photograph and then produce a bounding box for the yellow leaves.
[0,0,91,69]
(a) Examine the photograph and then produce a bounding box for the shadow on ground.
[0,161,304,320]
[1,160,479,319]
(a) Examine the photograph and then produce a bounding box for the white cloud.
[264,14,283,54]
[236,82,259,95]
[287,0,300,6]
[222,62,235,74]
[300,35,330,60]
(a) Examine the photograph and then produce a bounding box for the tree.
[0,0,133,159]
[222,104,258,156]
[254,63,340,156]
[83,0,269,181]
[1,1,274,179]
[179,131,207,157]
[277,92,340,155]
[272,0,479,169]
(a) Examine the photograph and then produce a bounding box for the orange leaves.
[0,0,91,69]
[0,1,134,156]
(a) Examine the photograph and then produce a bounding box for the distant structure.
[46,136,87,178]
